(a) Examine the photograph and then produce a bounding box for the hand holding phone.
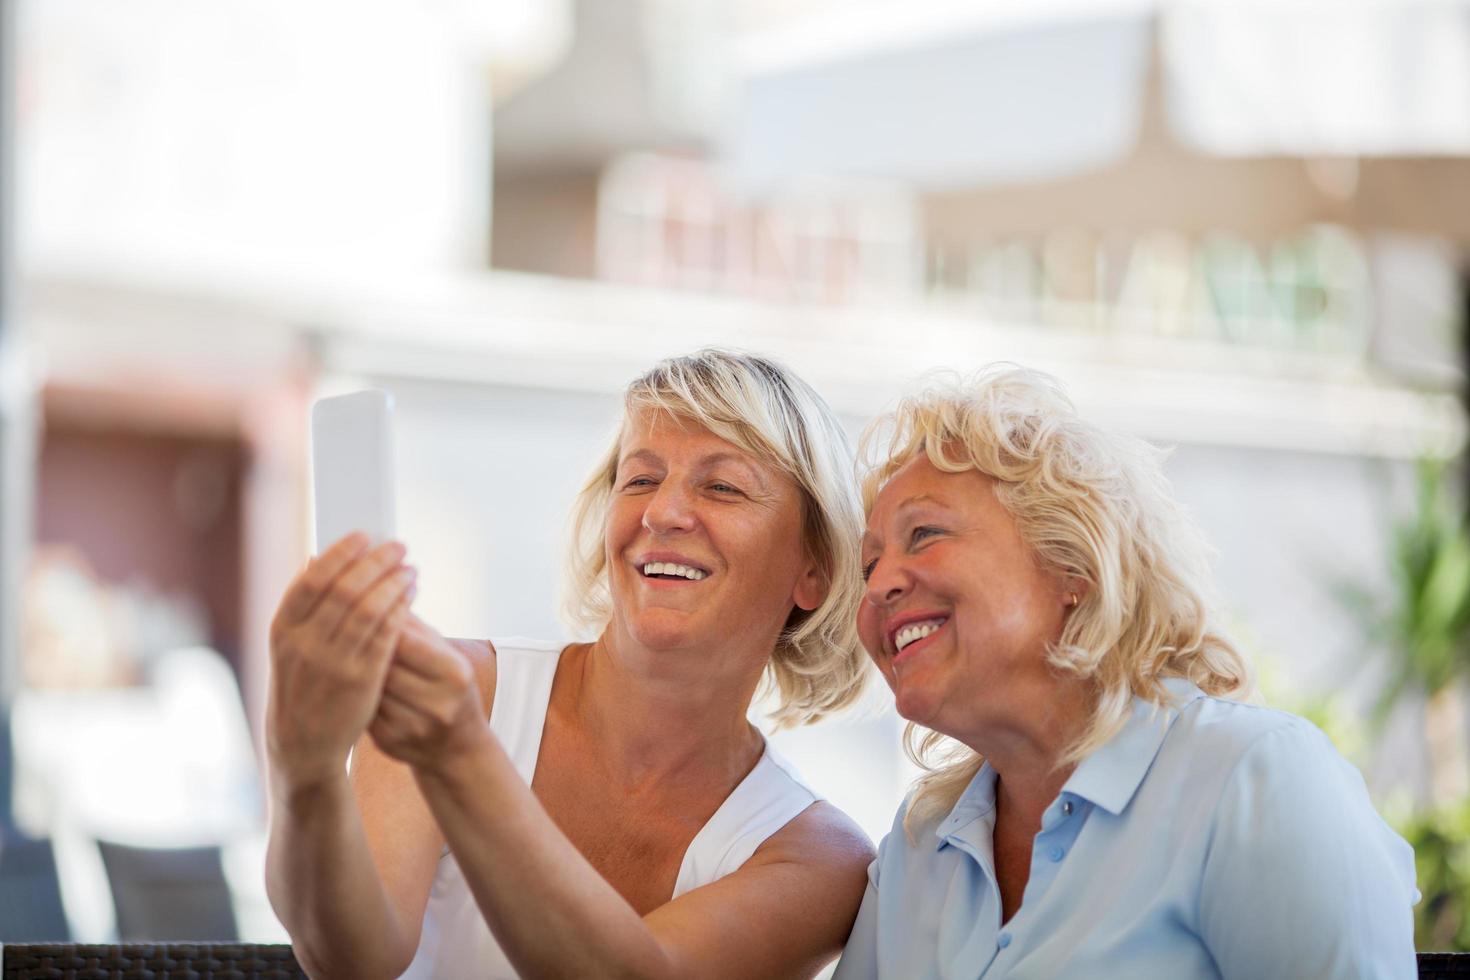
[311,389,397,554]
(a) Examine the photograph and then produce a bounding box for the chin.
[893,682,941,728]
[623,611,698,651]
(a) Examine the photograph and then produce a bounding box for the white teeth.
[642,562,707,581]
[895,620,946,652]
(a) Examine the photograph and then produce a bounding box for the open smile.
[888,615,949,665]
[637,554,712,583]
[642,561,707,581]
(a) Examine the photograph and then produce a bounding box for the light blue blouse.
[834,679,1419,979]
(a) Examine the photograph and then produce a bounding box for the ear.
[792,560,828,613]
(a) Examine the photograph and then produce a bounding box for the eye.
[861,557,878,582]
[910,525,943,545]
[621,476,657,490]
[708,482,743,495]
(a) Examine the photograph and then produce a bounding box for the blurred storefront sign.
[594,153,921,304]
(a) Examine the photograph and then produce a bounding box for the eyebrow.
[618,449,663,469]
[897,493,953,515]
[863,494,954,548]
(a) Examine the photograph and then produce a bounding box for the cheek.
[605,499,643,548]
[954,592,1057,666]
[741,509,798,559]
[603,512,639,588]
[856,605,884,659]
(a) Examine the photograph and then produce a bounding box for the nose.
[864,552,911,608]
[642,480,696,535]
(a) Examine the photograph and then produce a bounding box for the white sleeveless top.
[401,639,822,979]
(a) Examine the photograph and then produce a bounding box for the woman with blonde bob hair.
[266,349,874,979]
[563,351,870,728]
[835,365,1417,979]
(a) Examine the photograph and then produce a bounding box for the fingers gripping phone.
[311,389,397,554]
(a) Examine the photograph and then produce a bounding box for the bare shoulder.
[753,801,876,878]
[447,637,497,715]
[447,636,497,672]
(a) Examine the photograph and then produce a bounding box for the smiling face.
[604,410,824,664]
[858,454,1074,743]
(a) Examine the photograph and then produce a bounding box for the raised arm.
[370,621,873,980]
[263,533,440,979]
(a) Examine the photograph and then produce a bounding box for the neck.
[992,757,1076,838]
[960,678,1094,832]
[564,629,768,786]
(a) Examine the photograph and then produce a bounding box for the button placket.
[1026,796,1088,907]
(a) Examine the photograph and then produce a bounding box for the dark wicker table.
[1422,952,1470,979]
[4,944,1468,978]
[1,944,305,979]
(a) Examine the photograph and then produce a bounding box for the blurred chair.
[96,840,237,942]
[0,703,70,942]
[12,646,263,847]
[0,831,70,941]
[11,646,271,941]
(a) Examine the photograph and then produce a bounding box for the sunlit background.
[2,0,1469,951]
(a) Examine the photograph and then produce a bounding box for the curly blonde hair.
[861,365,1253,832]
[562,349,870,728]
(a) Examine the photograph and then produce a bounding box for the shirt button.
[998,932,1013,949]
[1049,845,1066,862]
[1061,800,1074,816]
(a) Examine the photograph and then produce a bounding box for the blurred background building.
[2,0,1469,948]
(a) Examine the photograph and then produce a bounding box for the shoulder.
[754,801,876,883]
[1174,691,1312,745]
[1134,694,1399,867]
[1165,692,1337,781]
[1199,702,1365,812]
[448,636,496,666]
[1181,699,1411,880]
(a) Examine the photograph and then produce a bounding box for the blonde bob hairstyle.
[562,349,869,728]
[861,365,1252,832]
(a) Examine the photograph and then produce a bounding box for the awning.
[729,0,1470,191]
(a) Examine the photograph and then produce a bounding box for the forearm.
[265,772,416,979]
[412,731,676,980]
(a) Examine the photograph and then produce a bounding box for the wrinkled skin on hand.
[369,615,491,773]
[266,532,417,791]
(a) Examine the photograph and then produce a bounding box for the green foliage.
[1396,799,1470,951]
[1351,457,1470,950]
[1345,458,1470,722]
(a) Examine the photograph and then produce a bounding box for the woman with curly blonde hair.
[835,365,1417,979]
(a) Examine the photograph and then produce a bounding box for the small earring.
[1067,593,1079,608]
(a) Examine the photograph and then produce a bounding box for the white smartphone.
[311,389,397,554]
